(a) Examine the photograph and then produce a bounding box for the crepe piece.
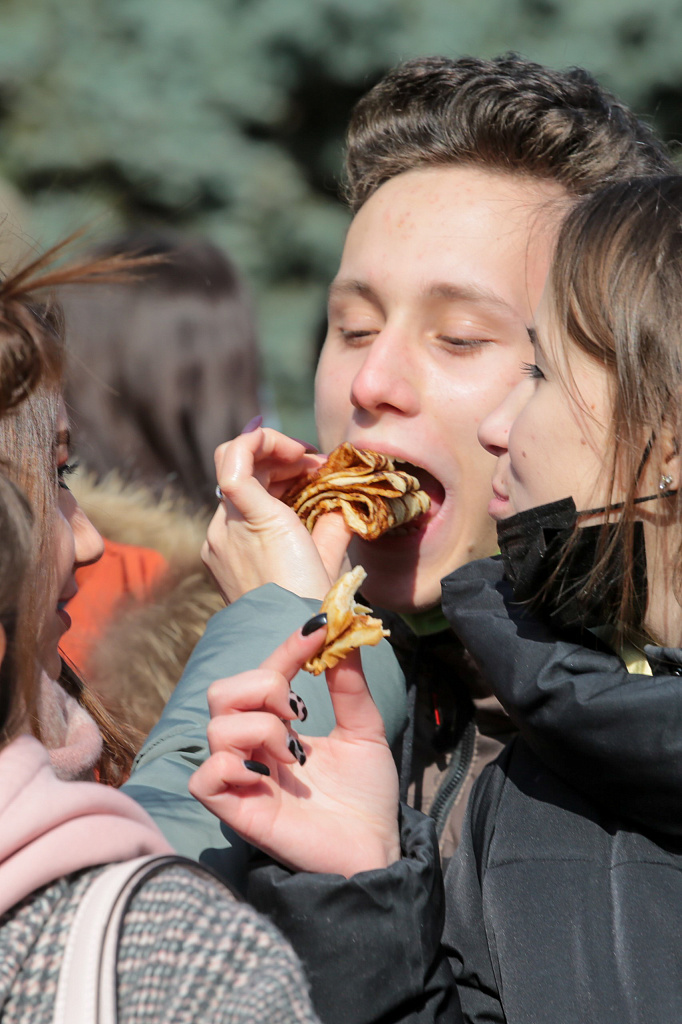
[283,442,430,540]
[304,565,389,675]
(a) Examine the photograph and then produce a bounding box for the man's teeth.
[388,519,423,537]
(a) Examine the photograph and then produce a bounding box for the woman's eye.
[521,361,546,380]
[57,459,80,490]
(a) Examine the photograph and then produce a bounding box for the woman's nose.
[478,379,533,456]
[349,331,420,419]
[59,489,104,568]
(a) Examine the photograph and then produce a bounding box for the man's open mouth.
[386,460,446,536]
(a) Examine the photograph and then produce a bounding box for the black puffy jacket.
[250,557,682,1024]
[442,557,682,1023]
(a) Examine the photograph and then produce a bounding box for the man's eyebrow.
[427,282,515,314]
[327,279,379,304]
[329,279,517,314]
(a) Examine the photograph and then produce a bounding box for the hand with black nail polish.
[301,612,327,636]
[189,615,400,879]
[201,426,350,604]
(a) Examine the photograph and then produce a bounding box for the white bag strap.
[53,853,232,1024]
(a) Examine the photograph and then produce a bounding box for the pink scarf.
[37,671,106,781]
[0,731,173,918]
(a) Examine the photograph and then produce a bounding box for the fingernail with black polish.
[244,759,270,776]
[291,438,320,453]
[289,691,308,722]
[301,612,327,636]
[241,414,263,434]
[288,735,307,766]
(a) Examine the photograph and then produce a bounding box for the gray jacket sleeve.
[123,583,407,891]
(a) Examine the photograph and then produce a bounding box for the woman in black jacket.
[190,175,682,1024]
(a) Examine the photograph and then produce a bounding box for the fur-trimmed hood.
[67,472,223,742]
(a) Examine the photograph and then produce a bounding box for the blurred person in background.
[59,231,262,739]
[62,229,261,506]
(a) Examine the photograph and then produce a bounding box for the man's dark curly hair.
[345,54,673,210]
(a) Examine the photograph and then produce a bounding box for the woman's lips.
[488,485,510,521]
[56,600,72,630]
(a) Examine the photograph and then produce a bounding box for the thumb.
[325,650,387,740]
[311,512,353,581]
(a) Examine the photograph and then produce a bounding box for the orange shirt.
[60,538,168,676]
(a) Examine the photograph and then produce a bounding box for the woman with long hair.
[0,246,319,1023]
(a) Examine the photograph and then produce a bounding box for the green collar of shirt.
[398,605,450,636]
[589,624,652,676]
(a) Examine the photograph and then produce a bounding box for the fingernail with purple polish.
[289,691,308,722]
[241,415,263,434]
[291,438,320,453]
[301,612,327,637]
[244,759,270,776]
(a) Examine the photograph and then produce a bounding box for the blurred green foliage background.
[1,0,681,441]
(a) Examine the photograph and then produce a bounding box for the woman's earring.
[659,473,674,492]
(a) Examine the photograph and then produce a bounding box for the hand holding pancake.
[303,565,389,674]
[204,436,430,605]
[203,427,341,602]
[188,593,400,878]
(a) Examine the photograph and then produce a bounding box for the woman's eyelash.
[521,361,545,380]
[57,459,80,488]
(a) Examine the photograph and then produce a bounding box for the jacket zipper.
[428,717,476,839]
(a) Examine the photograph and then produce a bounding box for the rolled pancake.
[304,565,389,675]
[283,442,430,540]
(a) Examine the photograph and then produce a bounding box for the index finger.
[259,618,329,682]
[216,428,318,482]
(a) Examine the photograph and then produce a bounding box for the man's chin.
[354,567,441,615]
[348,545,420,610]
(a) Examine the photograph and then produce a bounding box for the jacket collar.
[644,645,682,676]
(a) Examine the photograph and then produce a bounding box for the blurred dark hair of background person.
[61,229,262,510]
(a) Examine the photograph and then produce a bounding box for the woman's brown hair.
[0,239,158,779]
[0,474,34,744]
[548,175,682,636]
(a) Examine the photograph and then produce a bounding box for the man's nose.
[350,329,420,419]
